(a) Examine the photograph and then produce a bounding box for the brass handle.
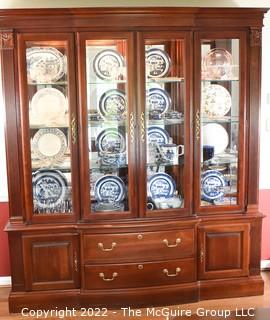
[200,248,204,263]
[130,112,135,143]
[74,251,78,273]
[71,113,77,144]
[140,112,145,143]
[163,267,181,277]
[195,109,200,141]
[163,238,181,248]
[98,242,116,252]
[99,272,118,282]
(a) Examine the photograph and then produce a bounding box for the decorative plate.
[146,48,171,78]
[32,169,68,209]
[202,48,233,80]
[202,123,229,154]
[94,175,126,203]
[26,47,66,83]
[148,173,176,199]
[93,49,125,80]
[98,89,127,118]
[32,128,67,162]
[202,84,232,117]
[96,128,126,154]
[147,126,170,145]
[31,87,67,122]
[201,170,226,202]
[147,88,171,115]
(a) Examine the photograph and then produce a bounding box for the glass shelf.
[88,119,126,127]
[146,77,184,84]
[201,116,239,124]
[148,118,184,126]
[88,79,127,85]
[201,79,239,82]
[30,123,69,129]
[28,81,68,86]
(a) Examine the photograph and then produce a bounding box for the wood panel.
[198,223,250,280]
[22,233,80,291]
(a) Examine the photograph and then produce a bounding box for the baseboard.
[0,276,11,286]
[261,260,270,270]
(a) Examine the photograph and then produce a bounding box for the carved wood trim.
[250,28,262,47]
[0,30,14,50]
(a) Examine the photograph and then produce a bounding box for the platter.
[94,175,126,203]
[148,173,176,199]
[32,169,68,209]
[201,84,232,117]
[98,89,126,118]
[201,170,226,202]
[32,128,67,162]
[202,123,229,154]
[147,126,170,145]
[93,49,125,80]
[146,48,171,78]
[31,87,67,122]
[96,128,126,154]
[26,47,66,83]
[202,48,233,80]
[147,88,171,115]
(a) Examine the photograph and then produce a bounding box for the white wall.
[0,0,269,8]
[260,11,270,189]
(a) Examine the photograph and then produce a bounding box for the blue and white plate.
[201,170,226,202]
[147,88,171,115]
[98,89,126,118]
[146,48,171,78]
[93,49,125,80]
[148,173,176,199]
[147,126,170,145]
[32,169,68,209]
[96,128,126,154]
[95,175,126,203]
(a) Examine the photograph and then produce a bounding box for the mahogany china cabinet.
[0,7,266,312]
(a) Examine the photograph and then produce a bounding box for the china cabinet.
[0,7,266,312]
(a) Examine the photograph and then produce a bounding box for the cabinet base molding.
[8,276,264,313]
[200,275,264,300]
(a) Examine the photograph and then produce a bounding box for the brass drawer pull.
[163,267,181,277]
[99,272,118,282]
[98,242,116,252]
[163,238,181,248]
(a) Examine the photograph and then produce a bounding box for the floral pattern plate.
[202,84,232,117]
[201,170,226,202]
[95,175,126,203]
[146,48,171,78]
[98,89,126,118]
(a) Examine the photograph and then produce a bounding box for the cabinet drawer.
[83,229,194,263]
[84,258,195,290]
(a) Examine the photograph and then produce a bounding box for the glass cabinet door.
[17,34,79,222]
[78,33,137,219]
[195,32,246,212]
[138,32,192,217]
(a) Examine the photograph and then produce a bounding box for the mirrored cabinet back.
[0,7,266,312]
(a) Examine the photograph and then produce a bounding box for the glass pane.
[27,40,72,214]
[200,39,240,206]
[86,40,129,213]
[145,39,185,211]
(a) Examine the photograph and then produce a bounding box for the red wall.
[0,202,10,276]
[260,190,270,260]
[0,192,269,277]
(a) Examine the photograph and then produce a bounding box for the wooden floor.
[0,272,270,319]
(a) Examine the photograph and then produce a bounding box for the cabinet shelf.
[146,77,184,84]
[88,80,127,85]
[201,116,239,124]
[28,81,68,86]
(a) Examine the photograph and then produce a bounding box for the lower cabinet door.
[84,258,195,289]
[198,224,250,280]
[22,233,80,291]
